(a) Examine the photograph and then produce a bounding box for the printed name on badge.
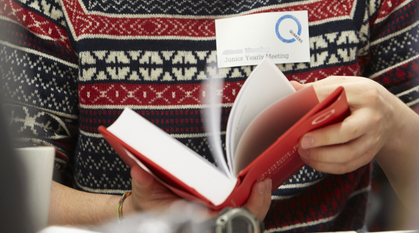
[215,11,310,68]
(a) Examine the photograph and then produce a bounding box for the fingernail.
[301,135,314,149]
[258,181,266,195]
[298,147,309,158]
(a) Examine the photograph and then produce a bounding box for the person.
[0,0,418,231]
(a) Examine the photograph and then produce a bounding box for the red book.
[99,59,349,210]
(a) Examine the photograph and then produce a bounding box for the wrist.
[377,97,415,161]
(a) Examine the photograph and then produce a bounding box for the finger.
[299,108,372,149]
[130,164,155,188]
[300,148,374,174]
[312,77,383,107]
[299,132,379,164]
[243,179,272,221]
[311,76,362,88]
[131,165,175,198]
[261,179,272,219]
[290,81,307,91]
[310,76,358,101]
[131,165,180,211]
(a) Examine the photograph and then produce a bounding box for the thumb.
[130,164,179,212]
[243,179,272,221]
[130,164,155,187]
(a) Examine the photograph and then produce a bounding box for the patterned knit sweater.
[1,0,418,232]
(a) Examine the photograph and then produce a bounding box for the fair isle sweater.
[1,0,418,232]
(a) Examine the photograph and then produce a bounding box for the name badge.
[215,11,310,68]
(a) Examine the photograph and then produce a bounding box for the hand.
[124,164,272,221]
[293,76,419,221]
[291,76,406,174]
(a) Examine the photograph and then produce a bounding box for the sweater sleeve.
[363,0,419,112]
[0,0,79,185]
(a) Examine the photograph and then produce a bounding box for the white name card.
[215,11,310,68]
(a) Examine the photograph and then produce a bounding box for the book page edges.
[233,85,318,174]
[236,86,348,191]
[225,58,295,173]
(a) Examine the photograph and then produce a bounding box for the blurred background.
[366,161,413,231]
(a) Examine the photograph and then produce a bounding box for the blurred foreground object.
[15,147,55,232]
[0,97,34,232]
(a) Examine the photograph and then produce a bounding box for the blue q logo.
[275,15,302,43]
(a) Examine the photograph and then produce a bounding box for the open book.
[99,59,349,210]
